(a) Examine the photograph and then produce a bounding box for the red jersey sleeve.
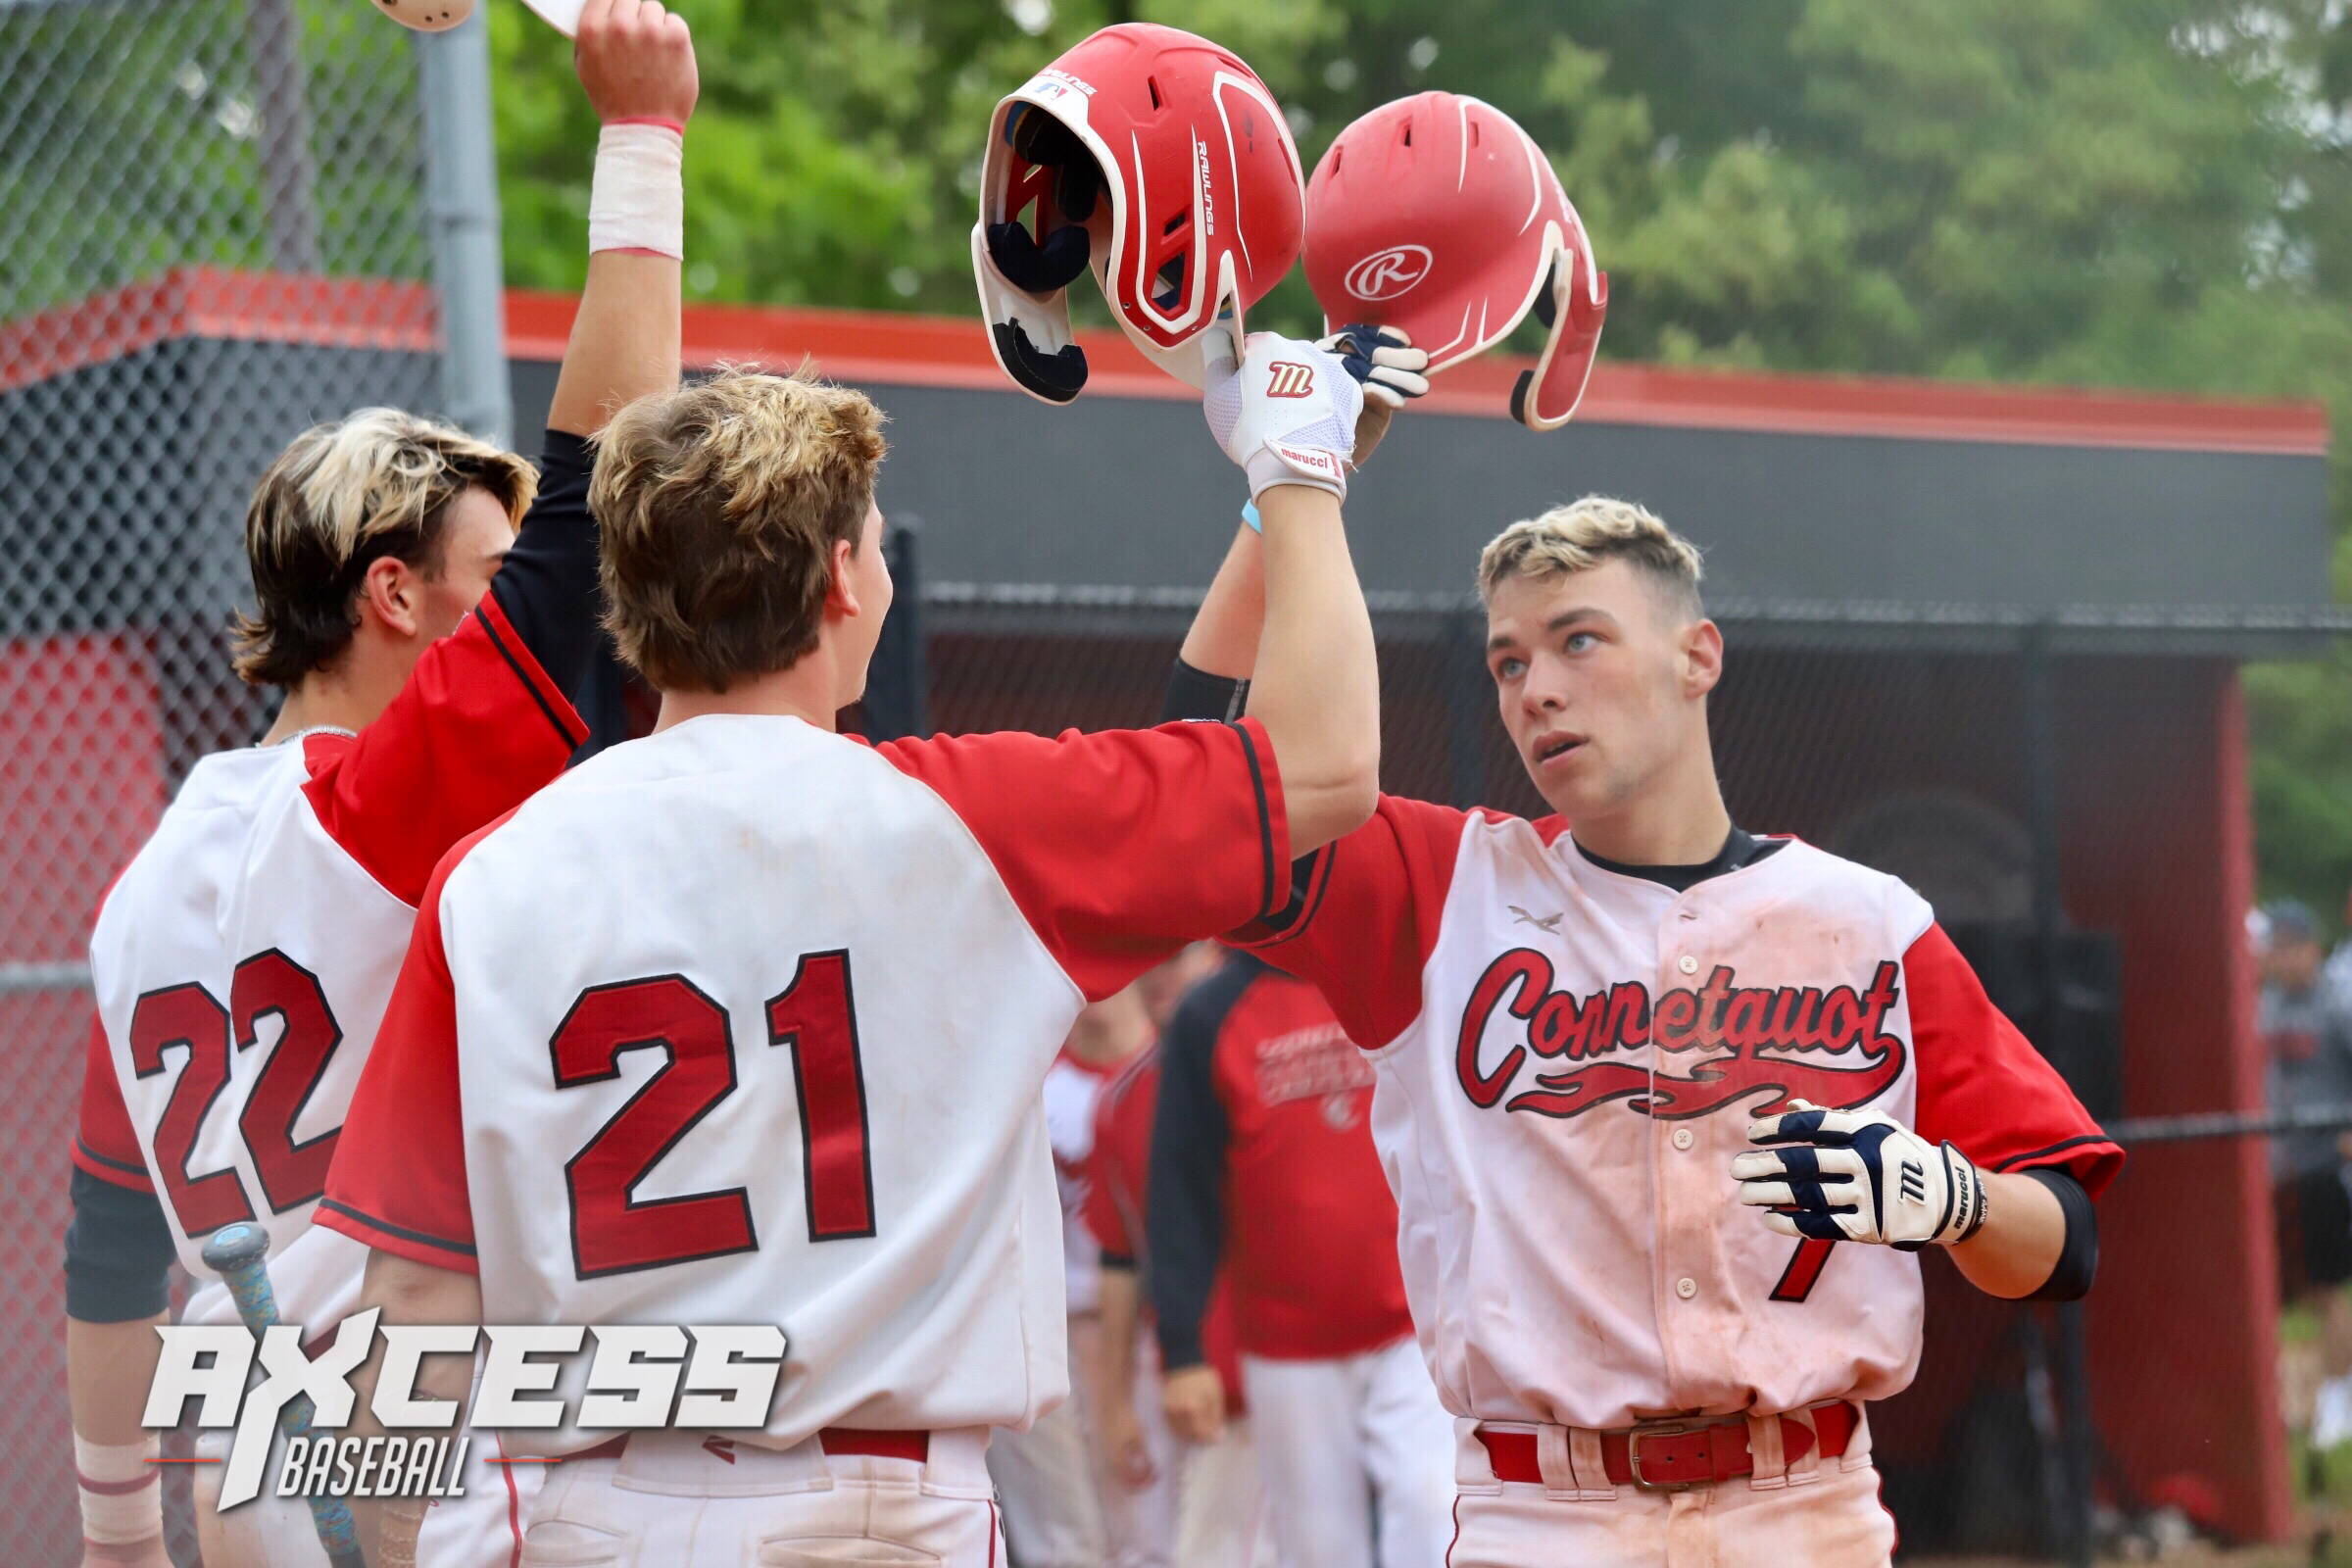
[1230,795,1482,1050]
[316,829,491,1274]
[72,1013,154,1193]
[302,592,587,908]
[1907,922,2125,1199]
[877,720,1288,1002]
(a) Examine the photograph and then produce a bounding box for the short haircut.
[230,410,535,688]
[593,369,887,693]
[1477,497,1705,622]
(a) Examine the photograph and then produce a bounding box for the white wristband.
[75,1434,162,1546]
[588,120,685,259]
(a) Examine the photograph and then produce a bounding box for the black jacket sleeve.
[487,430,601,702]
[2023,1167,2098,1301]
[1149,961,1253,1369]
[64,1166,176,1323]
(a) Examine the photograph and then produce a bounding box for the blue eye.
[1564,632,1597,654]
[1494,657,1527,680]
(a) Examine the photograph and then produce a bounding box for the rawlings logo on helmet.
[1343,245,1433,302]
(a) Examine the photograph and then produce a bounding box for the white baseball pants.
[517,1428,1003,1568]
[1241,1337,1455,1568]
[1444,1413,1897,1568]
[1174,1415,1276,1568]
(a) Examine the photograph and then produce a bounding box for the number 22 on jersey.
[128,950,347,1237]
[552,949,876,1280]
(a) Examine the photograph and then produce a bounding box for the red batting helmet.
[973,24,1306,404]
[1304,92,1607,430]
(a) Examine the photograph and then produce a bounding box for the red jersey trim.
[1994,1134,2125,1194]
[472,595,589,751]
[317,1199,480,1275]
[72,1136,156,1193]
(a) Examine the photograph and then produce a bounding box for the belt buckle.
[1627,1419,1703,1493]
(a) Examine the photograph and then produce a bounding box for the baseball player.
[989,982,1159,1568]
[1163,498,2123,1566]
[315,318,1381,1566]
[1149,954,1453,1568]
[1086,1021,1269,1568]
[60,7,696,1564]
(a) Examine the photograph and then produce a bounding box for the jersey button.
[1676,1277,1698,1299]
[1677,955,1699,975]
[1672,1127,1694,1151]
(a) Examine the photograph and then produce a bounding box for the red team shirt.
[1149,956,1415,1367]
[320,714,1288,1449]
[1233,796,2123,1429]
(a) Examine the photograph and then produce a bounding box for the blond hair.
[1477,497,1705,618]
[593,369,887,693]
[231,409,536,687]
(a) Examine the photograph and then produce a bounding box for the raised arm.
[544,0,696,438]
[1199,331,1379,854]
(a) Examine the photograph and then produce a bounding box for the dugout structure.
[0,277,2331,1554]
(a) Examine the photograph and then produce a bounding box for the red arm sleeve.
[1907,922,2125,1199]
[72,1013,154,1193]
[316,830,487,1274]
[1228,795,1477,1050]
[302,592,588,908]
[878,719,1289,1002]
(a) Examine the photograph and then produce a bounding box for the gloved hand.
[1732,1100,1988,1250]
[1203,329,1362,503]
[1321,324,1429,409]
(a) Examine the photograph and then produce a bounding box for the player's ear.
[357,555,422,641]
[821,536,862,621]
[1681,616,1724,700]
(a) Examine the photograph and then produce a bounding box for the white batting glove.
[1318,324,1430,410]
[1203,329,1361,503]
[1732,1100,1988,1250]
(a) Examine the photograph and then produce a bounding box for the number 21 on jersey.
[552,949,876,1280]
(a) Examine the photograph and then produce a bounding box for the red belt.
[571,1428,930,1465]
[1476,1402,1858,1492]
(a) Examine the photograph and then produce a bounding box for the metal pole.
[246,0,321,272]
[414,14,513,447]
[865,517,927,741]
[1446,611,1486,808]
[2021,622,2095,1568]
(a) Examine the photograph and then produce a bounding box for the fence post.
[414,13,514,447]
[2021,620,2097,1568]
[245,0,321,272]
[1446,609,1486,808]
[866,516,927,741]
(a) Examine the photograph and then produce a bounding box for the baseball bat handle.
[199,1223,370,1568]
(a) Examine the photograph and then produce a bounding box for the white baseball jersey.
[321,711,1287,1454]
[1238,800,2120,1431]
[76,594,586,1339]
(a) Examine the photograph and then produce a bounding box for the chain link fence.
[0,0,444,1554]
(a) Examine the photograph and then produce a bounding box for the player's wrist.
[74,1434,162,1549]
[1933,1142,1989,1248]
[588,121,684,259]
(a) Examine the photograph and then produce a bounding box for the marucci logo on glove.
[1267,442,1345,483]
[1264,362,1317,398]
[144,1317,786,1509]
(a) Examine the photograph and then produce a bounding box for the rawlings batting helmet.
[973,24,1306,404]
[1304,92,1606,430]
